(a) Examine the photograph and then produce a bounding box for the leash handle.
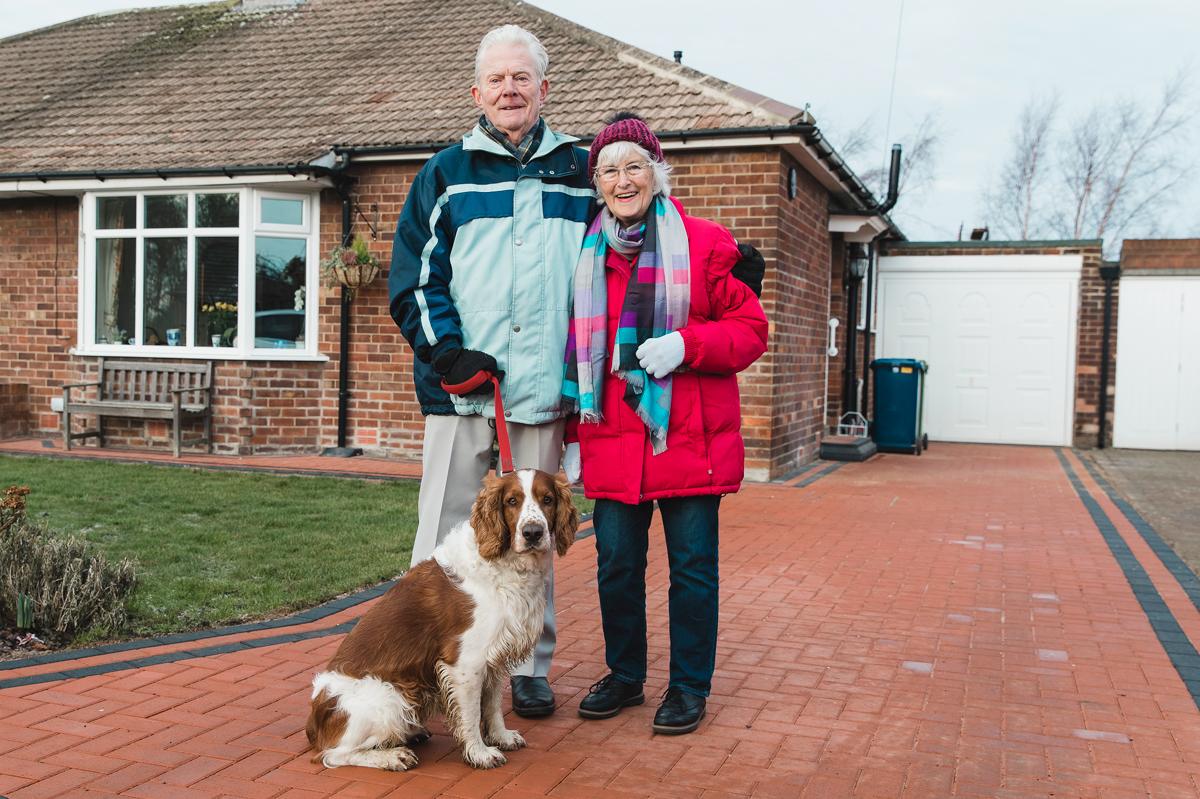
[491,375,514,475]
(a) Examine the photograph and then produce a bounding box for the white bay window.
[81,187,321,359]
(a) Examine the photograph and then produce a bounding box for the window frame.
[78,187,324,361]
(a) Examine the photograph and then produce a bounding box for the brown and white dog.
[305,469,577,771]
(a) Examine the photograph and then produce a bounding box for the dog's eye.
[542,495,554,505]
[506,497,518,506]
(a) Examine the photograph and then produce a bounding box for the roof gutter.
[0,162,333,183]
[0,163,337,198]
[332,124,817,158]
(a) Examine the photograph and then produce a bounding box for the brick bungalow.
[0,0,898,479]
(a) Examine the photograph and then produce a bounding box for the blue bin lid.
[870,358,928,372]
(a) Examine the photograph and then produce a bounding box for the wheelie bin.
[870,358,929,455]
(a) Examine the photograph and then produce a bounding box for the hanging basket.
[331,261,380,292]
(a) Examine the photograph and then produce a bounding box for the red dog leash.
[440,371,513,475]
[490,375,514,475]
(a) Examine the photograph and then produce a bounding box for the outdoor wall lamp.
[847,243,870,281]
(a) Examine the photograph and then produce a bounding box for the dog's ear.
[471,475,509,560]
[551,474,578,557]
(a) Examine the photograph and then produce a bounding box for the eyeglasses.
[594,162,650,184]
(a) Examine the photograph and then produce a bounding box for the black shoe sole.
[577,694,645,719]
[651,707,706,735]
[512,702,556,718]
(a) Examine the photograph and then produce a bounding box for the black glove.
[731,243,765,297]
[434,348,503,396]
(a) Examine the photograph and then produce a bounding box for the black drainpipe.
[322,179,363,457]
[860,240,876,414]
[857,145,902,419]
[1097,263,1121,449]
[844,259,860,415]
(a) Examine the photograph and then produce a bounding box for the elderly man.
[388,25,592,718]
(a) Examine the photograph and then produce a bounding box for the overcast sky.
[2,0,1197,244]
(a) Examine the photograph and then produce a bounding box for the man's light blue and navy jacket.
[389,122,594,422]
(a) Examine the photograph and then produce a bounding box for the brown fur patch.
[327,560,476,685]
[471,473,523,559]
[306,688,347,760]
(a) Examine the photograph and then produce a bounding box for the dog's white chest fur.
[436,522,548,670]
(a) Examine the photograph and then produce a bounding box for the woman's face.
[596,158,654,227]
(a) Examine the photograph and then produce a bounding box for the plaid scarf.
[563,195,690,455]
[477,115,545,164]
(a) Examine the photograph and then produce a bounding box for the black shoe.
[511,675,556,718]
[578,674,645,719]
[652,687,706,735]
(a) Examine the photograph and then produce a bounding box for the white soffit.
[830,214,889,242]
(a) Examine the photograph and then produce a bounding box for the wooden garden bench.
[61,359,214,457]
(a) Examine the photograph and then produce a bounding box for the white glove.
[563,442,582,484]
[635,331,685,379]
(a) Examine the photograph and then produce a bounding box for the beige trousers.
[412,414,565,678]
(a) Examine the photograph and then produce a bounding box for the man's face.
[472,42,548,145]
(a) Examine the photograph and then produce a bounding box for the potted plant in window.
[201,301,238,346]
[321,235,381,300]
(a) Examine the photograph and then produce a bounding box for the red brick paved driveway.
[3,444,1200,798]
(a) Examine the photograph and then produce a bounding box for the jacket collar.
[464,119,581,165]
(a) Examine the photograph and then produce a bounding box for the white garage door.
[877,254,1081,446]
[1113,276,1200,450]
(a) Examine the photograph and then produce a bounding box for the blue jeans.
[592,495,720,697]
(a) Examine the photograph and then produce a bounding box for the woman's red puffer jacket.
[571,199,768,504]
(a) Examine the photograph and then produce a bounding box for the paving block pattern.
[3,444,1200,797]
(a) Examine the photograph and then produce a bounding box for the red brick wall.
[669,148,832,479]
[316,165,425,457]
[1121,238,1200,270]
[2,150,837,475]
[0,383,30,439]
[880,241,1109,447]
[1074,248,1114,447]
[670,149,777,479]
[769,152,834,476]
[0,197,78,437]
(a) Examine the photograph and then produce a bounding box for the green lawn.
[0,455,419,637]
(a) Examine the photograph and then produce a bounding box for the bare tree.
[985,94,1058,239]
[1056,73,1192,243]
[830,116,877,163]
[985,72,1194,251]
[829,110,942,204]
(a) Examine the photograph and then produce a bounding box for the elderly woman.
[562,113,768,734]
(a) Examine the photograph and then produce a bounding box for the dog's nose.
[522,525,545,545]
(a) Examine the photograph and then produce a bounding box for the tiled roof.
[0,0,805,175]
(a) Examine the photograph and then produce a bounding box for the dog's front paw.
[384,747,420,771]
[463,742,507,769]
[486,728,526,751]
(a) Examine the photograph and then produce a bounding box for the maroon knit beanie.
[588,112,664,177]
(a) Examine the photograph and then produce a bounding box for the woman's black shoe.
[578,674,645,719]
[651,687,706,734]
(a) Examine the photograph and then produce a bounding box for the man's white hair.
[595,141,672,196]
[474,25,549,85]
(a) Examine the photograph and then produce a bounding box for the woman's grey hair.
[474,25,549,85]
[595,141,672,196]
